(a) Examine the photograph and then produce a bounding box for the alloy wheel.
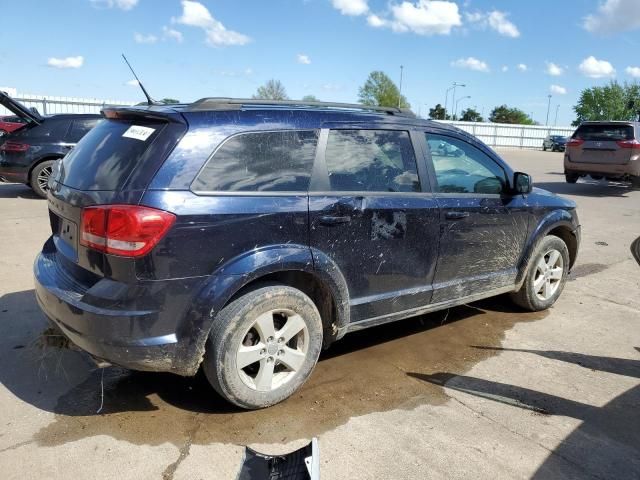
[533,248,564,301]
[37,165,53,192]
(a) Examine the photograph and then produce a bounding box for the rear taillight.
[566,138,584,147]
[80,205,176,257]
[0,141,29,152]
[616,139,640,149]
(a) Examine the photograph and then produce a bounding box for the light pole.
[545,94,552,125]
[455,96,471,120]
[554,104,560,126]
[398,65,404,108]
[445,82,465,120]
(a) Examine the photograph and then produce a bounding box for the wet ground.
[0,150,639,479]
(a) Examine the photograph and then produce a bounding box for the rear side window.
[573,124,634,141]
[192,130,318,193]
[57,119,164,191]
[66,118,99,142]
[18,118,70,139]
[324,129,420,193]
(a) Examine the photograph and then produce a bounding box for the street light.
[554,104,560,126]
[445,82,465,119]
[545,94,552,125]
[455,96,471,120]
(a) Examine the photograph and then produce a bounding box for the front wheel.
[510,235,569,311]
[30,160,56,198]
[203,285,323,409]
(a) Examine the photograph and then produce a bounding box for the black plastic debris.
[236,437,319,480]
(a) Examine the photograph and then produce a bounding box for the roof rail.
[187,97,416,117]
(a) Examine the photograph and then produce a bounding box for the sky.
[2,0,640,126]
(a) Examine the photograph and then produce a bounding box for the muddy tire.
[510,235,569,312]
[565,173,579,184]
[30,160,56,198]
[202,285,323,409]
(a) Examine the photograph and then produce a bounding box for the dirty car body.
[34,99,581,408]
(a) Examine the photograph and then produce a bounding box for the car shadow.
[0,183,41,199]
[534,179,634,197]
[409,347,640,478]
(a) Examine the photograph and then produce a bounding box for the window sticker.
[122,125,155,141]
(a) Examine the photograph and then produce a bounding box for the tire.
[631,177,640,189]
[202,285,323,409]
[30,160,56,198]
[543,144,547,151]
[565,173,579,184]
[510,235,570,312]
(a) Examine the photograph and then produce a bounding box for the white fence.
[0,90,134,116]
[437,120,575,150]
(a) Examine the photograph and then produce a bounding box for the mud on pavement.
[0,292,545,448]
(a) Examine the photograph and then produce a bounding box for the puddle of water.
[26,298,547,447]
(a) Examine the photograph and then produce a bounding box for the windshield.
[574,124,634,141]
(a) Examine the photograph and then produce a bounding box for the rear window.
[573,124,634,141]
[66,118,100,142]
[57,119,164,190]
[192,130,318,193]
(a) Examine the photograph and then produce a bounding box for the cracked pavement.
[0,150,638,479]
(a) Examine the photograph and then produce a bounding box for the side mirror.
[513,172,533,194]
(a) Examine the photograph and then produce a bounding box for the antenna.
[122,54,158,106]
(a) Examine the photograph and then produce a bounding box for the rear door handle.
[319,215,351,225]
[445,211,470,220]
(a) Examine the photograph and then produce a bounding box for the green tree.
[161,98,180,104]
[301,94,320,102]
[253,79,289,100]
[428,103,447,120]
[358,71,410,109]
[573,81,640,126]
[460,107,483,122]
[489,105,535,125]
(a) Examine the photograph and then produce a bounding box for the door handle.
[445,211,470,220]
[319,215,352,225]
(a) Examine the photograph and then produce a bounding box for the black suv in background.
[0,92,100,197]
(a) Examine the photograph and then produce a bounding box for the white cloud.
[579,56,615,78]
[90,0,138,10]
[501,65,509,72]
[174,0,250,46]
[332,0,369,16]
[47,56,84,69]
[297,54,311,65]
[487,11,520,38]
[583,0,640,35]
[546,62,564,76]
[451,57,489,72]
[125,79,139,87]
[390,1,462,36]
[550,85,567,95]
[517,63,528,72]
[162,26,183,43]
[367,13,386,27]
[626,66,640,78]
[465,10,520,38]
[134,32,158,44]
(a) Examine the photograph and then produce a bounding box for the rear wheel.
[565,173,579,184]
[631,177,640,189]
[543,144,547,151]
[510,235,569,311]
[203,285,323,409]
[30,160,56,198]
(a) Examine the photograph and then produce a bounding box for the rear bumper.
[33,247,204,375]
[0,166,28,183]
[564,158,640,178]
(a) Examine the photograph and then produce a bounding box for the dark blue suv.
[34,99,580,409]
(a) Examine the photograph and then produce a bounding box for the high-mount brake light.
[80,205,175,257]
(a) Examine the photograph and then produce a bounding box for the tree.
[460,107,483,122]
[161,98,180,104]
[301,94,320,102]
[358,71,410,109]
[253,79,289,100]
[428,103,447,120]
[573,81,640,126]
[489,105,535,125]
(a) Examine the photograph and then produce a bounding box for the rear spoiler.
[0,91,43,124]
[101,106,185,124]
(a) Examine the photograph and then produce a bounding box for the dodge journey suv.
[34,99,581,409]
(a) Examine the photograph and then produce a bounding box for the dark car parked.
[0,92,100,197]
[34,99,581,409]
[543,135,568,152]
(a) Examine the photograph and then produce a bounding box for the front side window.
[426,133,506,194]
[324,129,420,192]
[192,130,318,192]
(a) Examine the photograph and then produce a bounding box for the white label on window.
[122,125,155,141]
